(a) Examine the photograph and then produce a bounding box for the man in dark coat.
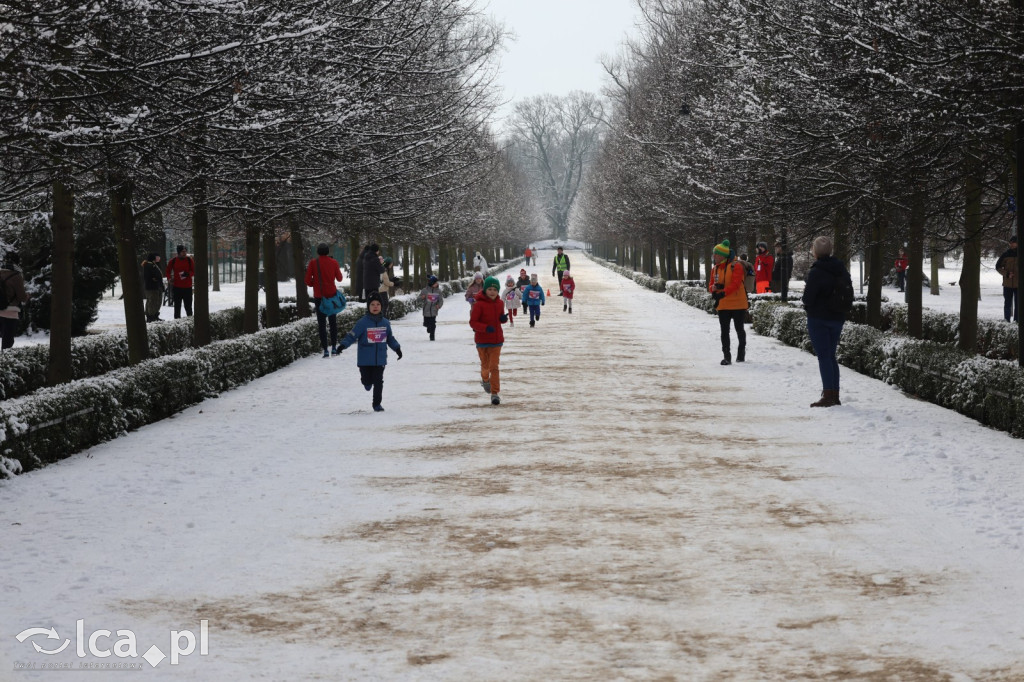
[995,235,1018,323]
[771,241,794,301]
[360,243,384,302]
[142,253,165,322]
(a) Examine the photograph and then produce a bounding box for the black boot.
[736,346,745,363]
[721,354,731,366]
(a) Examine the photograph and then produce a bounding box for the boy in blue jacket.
[337,292,402,412]
[522,273,546,327]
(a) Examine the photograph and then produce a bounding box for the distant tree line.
[0,0,544,383]
[573,0,1024,351]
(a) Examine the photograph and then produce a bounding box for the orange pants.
[477,346,502,394]
[756,280,771,293]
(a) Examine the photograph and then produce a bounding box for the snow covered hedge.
[585,253,667,292]
[751,303,1024,437]
[0,279,476,478]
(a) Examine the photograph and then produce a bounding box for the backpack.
[828,270,855,315]
[741,261,756,294]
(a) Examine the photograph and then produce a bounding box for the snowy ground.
[2,248,1024,680]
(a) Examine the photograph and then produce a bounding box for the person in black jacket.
[142,253,164,322]
[771,241,794,301]
[801,236,850,407]
[995,235,1018,323]
[360,243,384,302]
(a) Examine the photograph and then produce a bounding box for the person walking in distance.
[469,276,508,405]
[802,236,852,407]
[165,244,195,318]
[419,275,444,340]
[0,251,29,351]
[754,241,774,294]
[894,247,909,293]
[360,243,384,302]
[142,253,165,322]
[771,241,794,300]
[708,239,749,365]
[995,235,1018,323]
[552,247,570,294]
[304,242,345,358]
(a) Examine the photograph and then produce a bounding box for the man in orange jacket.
[708,239,749,365]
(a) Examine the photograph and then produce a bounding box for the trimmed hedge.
[0,276,472,478]
[585,253,666,292]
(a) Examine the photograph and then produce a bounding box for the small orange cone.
[547,289,552,296]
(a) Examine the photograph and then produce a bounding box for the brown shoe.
[810,389,841,407]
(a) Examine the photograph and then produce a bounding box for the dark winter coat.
[361,249,384,296]
[995,247,1018,289]
[802,256,850,321]
[469,291,506,346]
[771,250,793,285]
[142,260,164,291]
[339,312,400,366]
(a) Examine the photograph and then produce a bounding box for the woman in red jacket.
[754,241,774,293]
[304,242,345,358]
[469,276,508,405]
[894,248,908,293]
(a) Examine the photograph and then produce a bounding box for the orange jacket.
[709,260,749,310]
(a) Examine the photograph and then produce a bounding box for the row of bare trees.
[573,0,1024,355]
[0,0,544,383]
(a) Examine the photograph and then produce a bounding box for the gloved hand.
[395,348,403,360]
[499,314,508,323]
[485,326,495,333]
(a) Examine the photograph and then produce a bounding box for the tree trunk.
[832,207,850,263]
[866,211,886,328]
[929,238,941,295]
[906,186,927,338]
[959,170,983,353]
[290,218,310,317]
[262,228,280,328]
[211,230,221,292]
[349,235,361,300]
[192,180,211,347]
[47,177,75,386]
[109,174,148,364]
[243,218,261,334]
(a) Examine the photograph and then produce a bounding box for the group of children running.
[328,255,577,411]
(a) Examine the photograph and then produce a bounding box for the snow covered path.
[3,251,1024,680]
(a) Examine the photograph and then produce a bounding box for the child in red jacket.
[469,276,508,405]
[560,270,575,313]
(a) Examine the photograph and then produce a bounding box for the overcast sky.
[483,0,643,132]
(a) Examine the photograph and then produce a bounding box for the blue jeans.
[1004,287,1018,322]
[528,305,541,322]
[807,318,844,391]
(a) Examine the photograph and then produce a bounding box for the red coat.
[165,255,195,289]
[754,252,774,283]
[894,257,908,273]
[304,256,344,297]
[469,291,506,345]
[560,276,576,299]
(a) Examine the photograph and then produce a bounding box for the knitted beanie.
[713,239,731,259]
[483,276,500,291]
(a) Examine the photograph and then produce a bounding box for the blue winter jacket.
[522,284,546,307]
[339,313,401,366]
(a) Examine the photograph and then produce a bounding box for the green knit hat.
[483,276,500,292]
[713,239,731,259]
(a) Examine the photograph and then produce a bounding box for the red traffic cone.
[547,289,552,296]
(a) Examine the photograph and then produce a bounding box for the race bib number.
[505,291,516,301]
[427,294,439,303]
[562,284,572,294]
[366,327,387,344]
[529,291,540,300]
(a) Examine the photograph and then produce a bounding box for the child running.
[501,275,522,326]
[465,272,484,311]
[522,273,546,327]
[560,269,575,313]
[336,292,402,412]
[469,276,508,405]
[516,268,531,315]
[419,275,443,341]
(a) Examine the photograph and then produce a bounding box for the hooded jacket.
[501,284,522,309]
[522,283,545,307]
[0,264,28,318]
[708,259,749,311]
[419,285,444,317]
[559,275,576,299]
[469,290,506,345]
[802,255,851,321]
